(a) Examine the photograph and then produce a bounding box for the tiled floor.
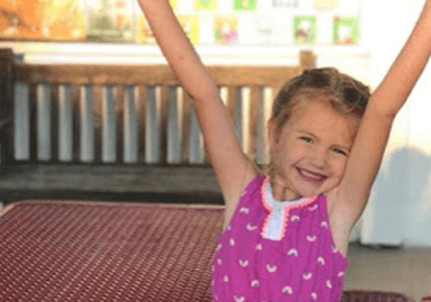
[344,243,431,301]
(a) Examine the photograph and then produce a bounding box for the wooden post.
[0,49,15,165]
[299,51,315,71]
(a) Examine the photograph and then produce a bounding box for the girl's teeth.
[300,169,325,181]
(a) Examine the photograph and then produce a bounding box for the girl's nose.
[311,148,328,169]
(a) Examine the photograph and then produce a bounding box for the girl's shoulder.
[243,174,266,192]
[230,174,266,207]
[222,172,263,228]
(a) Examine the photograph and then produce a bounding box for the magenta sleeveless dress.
[212,175,348,302]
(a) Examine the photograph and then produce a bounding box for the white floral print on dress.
[266,264,277,273]
[239,207,249,214]
[282,286,293,294]
[287,248,298,256]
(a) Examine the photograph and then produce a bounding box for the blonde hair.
[271,67,370,132]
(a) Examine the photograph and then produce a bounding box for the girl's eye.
[300,136,312,143]
[332,148,348,156]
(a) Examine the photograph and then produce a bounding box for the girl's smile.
[269,97,360,201]
[296,167,328,184]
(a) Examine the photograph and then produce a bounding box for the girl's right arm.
[137,0,258,222]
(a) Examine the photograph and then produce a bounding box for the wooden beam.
[0,49,15,164]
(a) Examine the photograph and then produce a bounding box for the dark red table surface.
[0,201,415,302]
[0,201,224,302]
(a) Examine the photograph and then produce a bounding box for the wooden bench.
[0,48,314,205]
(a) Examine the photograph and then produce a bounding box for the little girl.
[138,1,431,301]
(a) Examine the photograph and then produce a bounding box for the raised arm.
[137,0,216,102]
[137,0,258,217]
[335,0,431,222]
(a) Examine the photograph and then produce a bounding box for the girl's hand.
[136,0,216,101]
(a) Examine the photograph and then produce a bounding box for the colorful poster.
[333,17,358,45]
[137,14,198,44]
[293,16,316,44]
[137,14,155,44]
[86,0,135,42]
[272,0,299,8]
[0,0,86,40]
[194,0,216,10]
[234,0,257,10]
[214,16,238,44]
[313,0,338,8]
[178,15,199,44]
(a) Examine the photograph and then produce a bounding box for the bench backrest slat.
[2,49,314,166]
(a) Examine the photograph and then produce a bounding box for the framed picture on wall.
[293,15,317,44]
[137,14,155,44]
[0,0,86,41]
[178,14,200,44]
[214,15,238,44]
[194,0,217,10]
[86,0,136,42]
[333,16,358,45]
[0,0,361,47]
[234,0,257,10]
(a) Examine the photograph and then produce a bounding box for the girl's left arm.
[335,0,431,224]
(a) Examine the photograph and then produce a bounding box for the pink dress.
[212,175,348,302]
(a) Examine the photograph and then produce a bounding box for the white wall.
[359,0,431,247]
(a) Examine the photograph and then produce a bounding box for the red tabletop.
[0,201,224,302]
[0,201,415,302]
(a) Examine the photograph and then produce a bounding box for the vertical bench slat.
[93,84,103,164]
[8,52,313,166]
[158,84,169,164]
[240,87,249,157]
[146,86,157,163]
[14,82,30,161]
[255,87,264,165]
[81,85,94,163]
[37,83,51,161]
[180,89,192,164]
[115,85,125,164]
[235,86,244,151]
[263,87,273,164]
[29,83,38,162]
[50,83,59,162]
[137,85,147,164]
[189,105,202,164]
[124,85,138,163]
[72,84,81,163]
[247,85,260,162]
[58,84,73,162]
[167,86,179,164]
[103,85,116,163]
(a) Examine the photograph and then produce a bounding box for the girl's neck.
[267,175,302,202]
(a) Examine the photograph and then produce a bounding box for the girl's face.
[268,98,360,201]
